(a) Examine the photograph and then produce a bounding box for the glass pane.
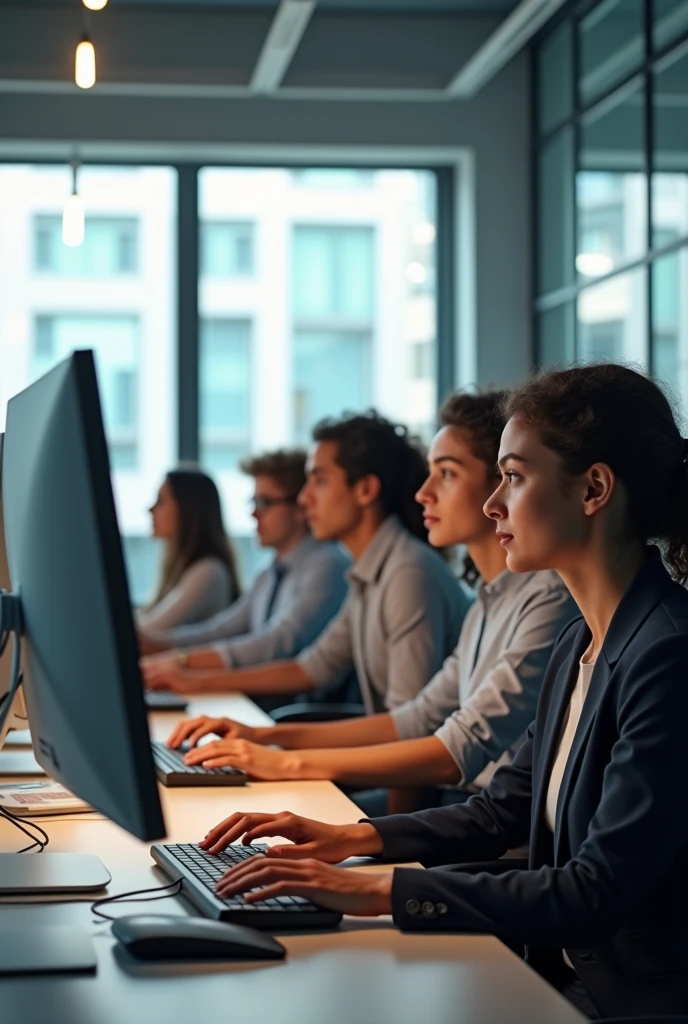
[537,20,574,135]
[652,48,688,246]
[577,266,648,364]
[293,330,372,446]
[0,165,177,605]
[578,0,644,106]
[199,167,438,582]
[199,319,252,471]
[651,246,688,394]
[293,225,375,318]
[201,222,254,276]
[578,81,646,279]
[538,127,575,295]
[537,303,576,366]
[653,0,688,52]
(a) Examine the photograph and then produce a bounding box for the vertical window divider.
[177,164,200,462]
[572,5,582,363]
[644,0,655,374]
[435,166,455,399]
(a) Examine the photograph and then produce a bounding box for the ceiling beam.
[447,0,567,98]
[250,0,316,94]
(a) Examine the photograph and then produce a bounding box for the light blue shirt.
[141,534,349,667]
[391,568,577,790]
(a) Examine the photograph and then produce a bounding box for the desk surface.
[0,695,585,1024]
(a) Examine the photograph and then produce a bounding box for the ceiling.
[0,0,546,101]
[2,0,522,10]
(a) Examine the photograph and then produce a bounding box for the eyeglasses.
[249,496,297,512]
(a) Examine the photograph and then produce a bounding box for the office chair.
[269,671,364,723]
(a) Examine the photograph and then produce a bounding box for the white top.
[545,655,596,832]
[137,557,235,632]
[544,653,595,973]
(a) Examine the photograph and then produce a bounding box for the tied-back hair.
[504,363,688,584]
[439,390,507,584]
[312,410,429,542]
[147,466,241,610]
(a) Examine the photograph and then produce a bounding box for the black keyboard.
[151,843,342,931]
[145,692,189,712]
[151,741,247,787]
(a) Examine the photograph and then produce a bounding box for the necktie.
[263,564,287,624]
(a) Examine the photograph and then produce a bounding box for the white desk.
[0,695,585,1024]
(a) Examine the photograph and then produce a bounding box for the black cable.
[0,804,50,853]
[91,878,184,922]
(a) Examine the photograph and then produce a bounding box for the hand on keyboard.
[182,738,292,780]
[200,810,384,863]
[213,854,394,918]
[167,715,256,750]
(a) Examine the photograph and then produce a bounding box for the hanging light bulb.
[75,35,96,89]
[62,163,85,248]
[83,0,108,9]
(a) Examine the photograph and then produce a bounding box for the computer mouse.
[111,915,286,961]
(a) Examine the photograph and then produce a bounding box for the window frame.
[533,0,688,376]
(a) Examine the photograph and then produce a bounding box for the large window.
[0,165,177,605]
[1,163,441,600]
[534,0,688,400]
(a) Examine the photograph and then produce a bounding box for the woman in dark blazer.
[198,364,688,1020]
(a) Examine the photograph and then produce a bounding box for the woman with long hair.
[137,467,240,632]
[197,364,688,1019]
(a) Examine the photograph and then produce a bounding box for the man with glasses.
[139,450,350,688]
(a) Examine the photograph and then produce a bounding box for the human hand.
[199,809,383,862]
[167,716,256,750]
[141,661,193,693]
[214,855,393,917]
[183,738,293,780]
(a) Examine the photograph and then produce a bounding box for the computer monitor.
[1,351,165,842]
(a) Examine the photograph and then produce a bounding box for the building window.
[201,222,255,276]
[291,225,375,443]
[33,314,140,470]
[534,0,688,407]
[200,318,252,471]
[33,216,139,275]
[292,329,372,446]
[292,225,375,319]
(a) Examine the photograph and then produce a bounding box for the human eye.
[440,467,456,480]
[503,469,521,483]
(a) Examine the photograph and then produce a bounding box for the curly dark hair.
[312,410,428,542]
[504,363,688,583]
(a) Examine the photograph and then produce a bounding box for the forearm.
[225,661,315,697]
[263,713,398,750]
[280,736,462,786]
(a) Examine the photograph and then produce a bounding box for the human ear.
[355,474,382,509]
[582,463,615,517]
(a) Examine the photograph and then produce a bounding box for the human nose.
[483,479,506,520]
[415,475,435,506]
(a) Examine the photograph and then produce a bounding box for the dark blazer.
[372,549,688,1018]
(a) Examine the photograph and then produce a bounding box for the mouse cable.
[0,804,50,853]
[92,877,184,922]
